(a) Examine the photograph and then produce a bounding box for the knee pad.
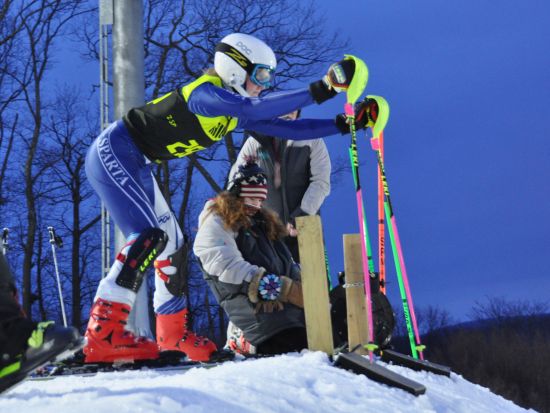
[154,237,190,297]
[115,228,168,292]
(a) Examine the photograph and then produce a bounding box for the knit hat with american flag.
[228,159,268,200]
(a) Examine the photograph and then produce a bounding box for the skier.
[0,253,81,394]
[229,109,331,262]
[84,32,377,363]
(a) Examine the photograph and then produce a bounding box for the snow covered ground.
[2,351,532,413]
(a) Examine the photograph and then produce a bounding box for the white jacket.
[193,200,262,285]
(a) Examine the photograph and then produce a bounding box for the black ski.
[380,349,451,377]
[30,349,235,379]
[334,352,426,396]
[1,331,83,394]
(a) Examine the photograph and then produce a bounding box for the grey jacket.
[193,201,304,345]
[229,132,331,224]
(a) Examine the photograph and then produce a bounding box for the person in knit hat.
[193,160,307,355]
[194,160,395,355]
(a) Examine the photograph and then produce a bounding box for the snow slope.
[2,351,532,413]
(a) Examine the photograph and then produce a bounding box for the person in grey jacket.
[228,110,331,262]
[193,161,306,354]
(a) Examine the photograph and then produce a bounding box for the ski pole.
[374,148,424,359]
[350,92,389,351]
[324,245,333,290]
[377,133,386,294]
[367,98,425,359]
[48,226,68,327]
[2,228,8,256]
[342,55,378,359]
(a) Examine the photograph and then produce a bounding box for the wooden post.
[343,234,369,355]
[296,216,334,355]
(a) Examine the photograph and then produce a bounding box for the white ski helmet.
[214,33,277,96]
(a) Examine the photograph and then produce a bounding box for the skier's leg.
[83,121,166,362]
[149,179,217,361]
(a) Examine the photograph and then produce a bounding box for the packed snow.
[2,351,532,413]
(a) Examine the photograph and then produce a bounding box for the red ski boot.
[156,308,217,362]
[83,299,159,363]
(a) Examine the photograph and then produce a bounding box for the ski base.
[334,352,426,396]
[380,349,451,377]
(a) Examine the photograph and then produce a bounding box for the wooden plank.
[296,216,333,355]
[343,234,369,355]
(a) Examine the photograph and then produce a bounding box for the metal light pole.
[111,0,151,338]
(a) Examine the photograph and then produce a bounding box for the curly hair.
[208,191,287,240]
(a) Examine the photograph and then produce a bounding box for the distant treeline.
[392,298,550,413]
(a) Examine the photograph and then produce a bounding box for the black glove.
[310,59,356,104]
[334,97,379,134]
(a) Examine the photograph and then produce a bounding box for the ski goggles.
[250,64,275,88]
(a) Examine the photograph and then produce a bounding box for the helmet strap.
[232,82,250,97]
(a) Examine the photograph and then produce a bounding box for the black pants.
[284,236,300,263]
[255,285,349,355]
[0,254,35,363]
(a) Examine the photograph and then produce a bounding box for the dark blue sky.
[311,0,550,319]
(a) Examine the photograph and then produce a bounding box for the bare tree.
[3,1,92,317]
[66,0,348,334]
[39,86,102,328]
[469,296,549,323]
[393,304,454,337]
[77,0,348,203]
[0,1,29,201]
[142,0,348,334]
[141,0,347,197]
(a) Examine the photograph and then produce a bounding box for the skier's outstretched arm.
[187,83,315,121]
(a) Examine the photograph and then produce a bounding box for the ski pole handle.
[48,226,63,248]
[2,228,8,255]
[48,226,55,244]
